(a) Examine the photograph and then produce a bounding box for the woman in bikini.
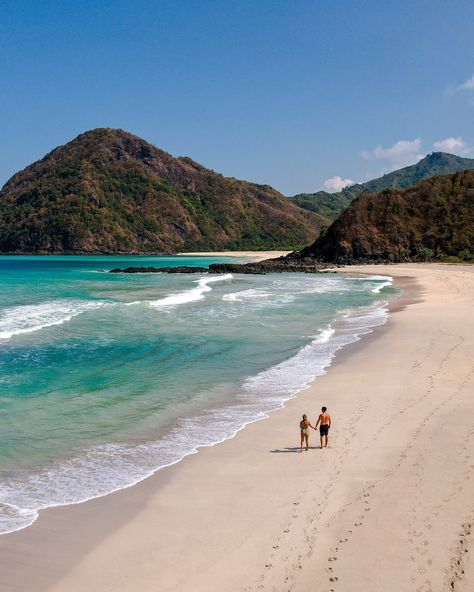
[299,414,314,452]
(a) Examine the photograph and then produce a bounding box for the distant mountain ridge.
[0,128,326,253]
[289,152,474,220]
[297,169,474,263]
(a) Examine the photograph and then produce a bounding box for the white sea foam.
[371,277,393,293]
[0,303,388,535]
[366,275,394,281]
[149,274,233,308]
[314,326,336,342]
[344,274,394,293]
[241,308,386,402]
[0,273,235,343]
[221,288,296,307]
[222,289,271,302]
[0,300,105,341]
[0,502,37,534]
[347,275,392,282]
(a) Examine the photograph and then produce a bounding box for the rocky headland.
[0,128,325,254]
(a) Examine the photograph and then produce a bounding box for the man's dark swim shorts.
[319,424,329,436]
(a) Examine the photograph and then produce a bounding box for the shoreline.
[0,271,393,536]
[177,250,291,262]
[1,264,473,591]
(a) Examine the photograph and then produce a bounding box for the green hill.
[0,128,327,254]
[289,152,474,220]
[298,170,474,263]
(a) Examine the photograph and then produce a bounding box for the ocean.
[0,255,397,534]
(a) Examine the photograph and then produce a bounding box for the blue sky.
[1,0,473,194]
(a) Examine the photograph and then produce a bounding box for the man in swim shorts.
[314,406,331,449]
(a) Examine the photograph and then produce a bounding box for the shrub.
[458,249,474,262]
[413,246,435,262]
[440,256,462,263]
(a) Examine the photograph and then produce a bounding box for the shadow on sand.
[269,446,320,453]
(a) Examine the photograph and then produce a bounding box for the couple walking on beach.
[300,407,331,452]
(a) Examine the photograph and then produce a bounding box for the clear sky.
[1,0,473,194]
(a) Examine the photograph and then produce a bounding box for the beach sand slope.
[1,264,473,592]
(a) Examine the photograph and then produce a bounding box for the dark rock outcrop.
[109,256,337,275]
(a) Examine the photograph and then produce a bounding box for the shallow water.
[0,255,397,533]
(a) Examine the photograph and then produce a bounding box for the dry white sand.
[178,250,291,261]
[1,264,473,592]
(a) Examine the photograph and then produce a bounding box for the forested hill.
[289,152,474,221]
[298,170,474,263]
[0,128,326,254]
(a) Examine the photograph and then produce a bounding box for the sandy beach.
[1,263,473,592]
[178,250,291,261]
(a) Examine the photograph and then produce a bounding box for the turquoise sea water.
[0,255,397,534]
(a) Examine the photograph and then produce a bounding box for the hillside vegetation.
[299,170,474,263]
[0,128,326,253]
[289,152,474,221]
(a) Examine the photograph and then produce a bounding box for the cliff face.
[299,170,474,263]
[289,152,474,221]
[0,128,326,253]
